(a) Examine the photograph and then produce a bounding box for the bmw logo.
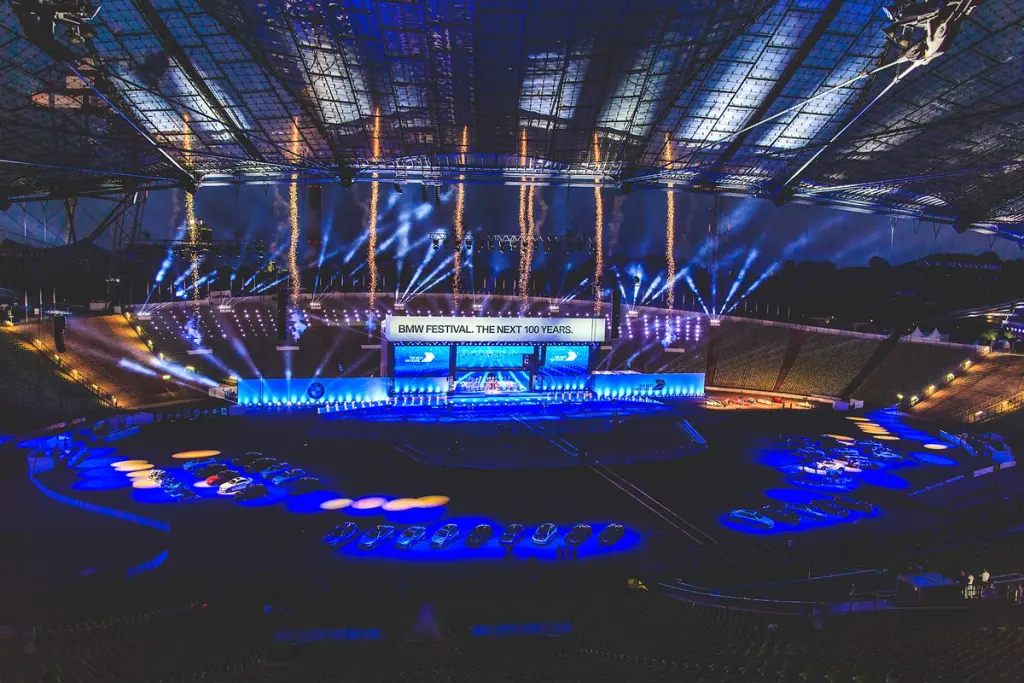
[307,382,326,400]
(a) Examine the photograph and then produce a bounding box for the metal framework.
[0,0,1022,240]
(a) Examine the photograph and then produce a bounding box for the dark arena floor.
[3,400,1013,597]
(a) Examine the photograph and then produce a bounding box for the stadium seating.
[853,341,977,406]
[779,333,881,397]
[11,588,1024,683]
[913,353,1024,424]
[712,322,790,391]
[7,601,267,683]
[0,330,109,431]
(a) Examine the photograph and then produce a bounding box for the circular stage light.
[351,496,387,510]
[417,495,450,508]
[874,435,900,441]
[114,463,153,472]
[923,443,949,450]
[125,470,153,479]
[319,498,353,511]
[193,480,213,488]
[131,479,160,489]
[846,417,869,421]
[111,459,149,468]
[382,498,422,512]
[171,450,221,460]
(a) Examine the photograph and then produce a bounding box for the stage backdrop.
[587,372,705,398]
[238,378,390,405]
[386,316,606,344]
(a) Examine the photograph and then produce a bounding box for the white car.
[532,522,558,545]
[218,476,253,494]
[396,526,427,549]
[728,508,775,529]
[358,524,396,549]
[431,524,460,548]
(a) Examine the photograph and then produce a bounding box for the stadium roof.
[0,0,1022,239]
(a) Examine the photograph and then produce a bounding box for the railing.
[963,390,1024,424]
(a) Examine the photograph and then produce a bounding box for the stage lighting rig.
[12,0,100,53]
[882,0,978,66]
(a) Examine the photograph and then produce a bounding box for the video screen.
[453,371,531,394]
[455,345,535,369]
[392,345,451,377]
[540,345,590,376]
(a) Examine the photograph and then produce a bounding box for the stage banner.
[393,345,451,377]
[238,378,390,404]
[386,316,605,343]
[540,345,590,375]
[588,372,704,398]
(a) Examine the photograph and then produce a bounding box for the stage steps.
[773,329,806,392]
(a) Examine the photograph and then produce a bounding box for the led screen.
[453,371,531,394]
[540,345,590,376]
[455,345,535,369]
[393,345,451,377]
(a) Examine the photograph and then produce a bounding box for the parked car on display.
[358,524,396,549]
[231,452,265,468]
[870,450,903,463]
[260,462,291,480]
[809,499,850,518]
[728,509,775,529]
[246,458,279,474]
[532,523,558,545]
[219,476,253,494]
[499,524,525,546]
[206,469,239,486]
[760,504,801,526]
[785,502,828,520]
[396,526,427,549]
[566,523,593,546]
[431,524,460,548]
[193,462,226,478]
[598,523,626,546]
[833,495,874,513]
[168,487,197,500]
[466,524,494,547]
[234,483,269,501]
[146,469,168,482]
[271,468,306,486]
[183,458,217,473]
[844,455,882,470]
[286,477,321,496]
[324,522,359,546]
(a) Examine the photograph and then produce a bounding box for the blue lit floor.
[17,406,1010,586]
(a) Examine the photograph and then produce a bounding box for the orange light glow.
[319,498,354,511]
[382,498,422,512]
[114,463,154,472]
[352,496,387,510]
[131,479,160,489]
[171,450,222,460]
[825,434,855,442]
[417,495,450,508]
[923,443,949,450]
